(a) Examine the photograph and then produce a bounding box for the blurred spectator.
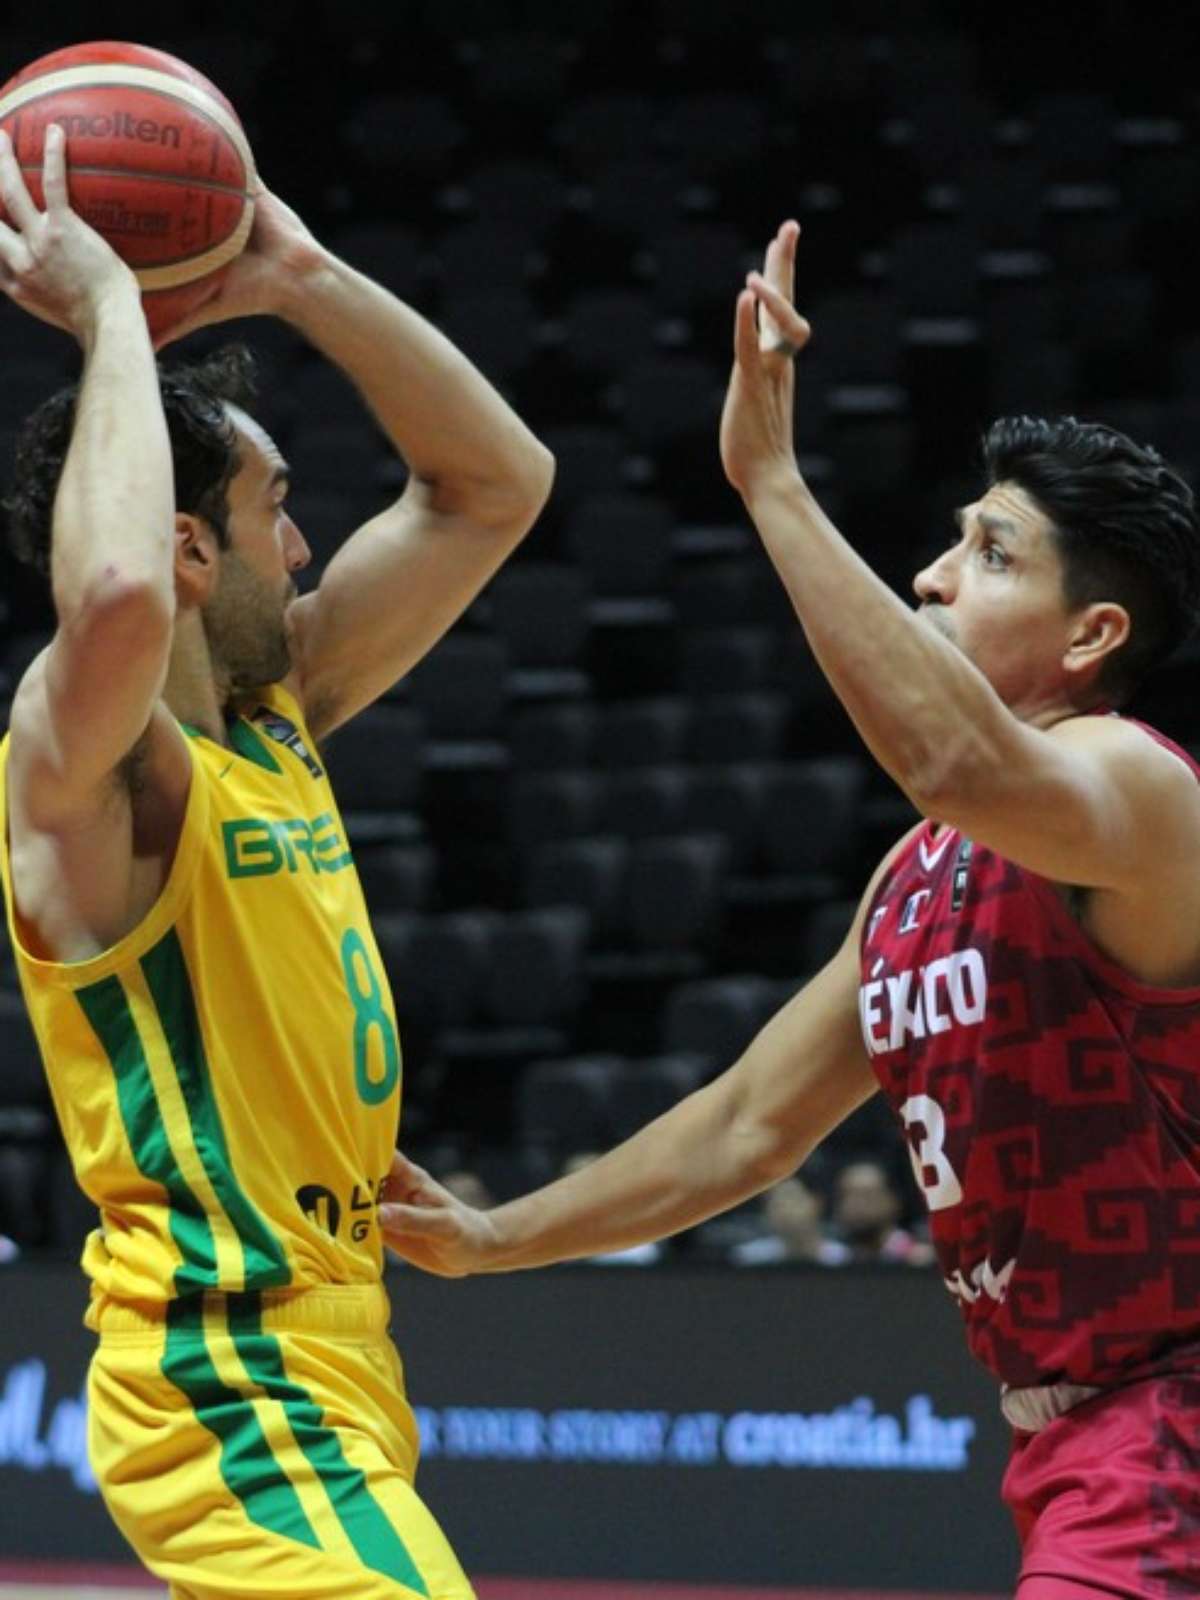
[730,1174,849,1266]
[831,1158,935,1266]
[0,1232,18,1264]
[561,1152,663,1265]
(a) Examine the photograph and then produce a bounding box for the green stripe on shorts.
[228,1293,431,1595]
[163,1297,321,1550]
[75,974,217,1293]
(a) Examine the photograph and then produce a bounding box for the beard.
[206,550,293,689]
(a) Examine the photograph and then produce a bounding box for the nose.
[913,544,958,607]
[284,516,312,572]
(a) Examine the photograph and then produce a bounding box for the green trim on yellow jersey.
[75,971,219,1293]
[227,717,285,773]
[76,927,292,1293]
[140,930,291,1288]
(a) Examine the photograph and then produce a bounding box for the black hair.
[981,415,1200,704]
[3,343,259,579]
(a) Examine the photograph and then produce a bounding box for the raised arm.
[719,223,1200,980]
[1,127,175,829]
[158,186,554,739]
[379,837,914,1276]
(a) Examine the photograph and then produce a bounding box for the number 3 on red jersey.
[900,1094,964,1212]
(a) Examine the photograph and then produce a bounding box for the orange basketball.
[0,40,256,338]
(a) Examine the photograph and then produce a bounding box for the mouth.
[919,605,956,643]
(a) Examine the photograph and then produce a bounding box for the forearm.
[743,466,1012,802]
[482,1079,785,1272]
[52,284,175,617]
[278,254,552,522]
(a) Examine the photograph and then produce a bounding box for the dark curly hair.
[3,343,259,579]
[982,415,1200,705]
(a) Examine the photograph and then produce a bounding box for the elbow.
[902,726,1010,822]
[728,1109,814,1195]
[466,436,556,542]
[495,436,556,538]
[56,567,175,642]
[906,756,1002,825]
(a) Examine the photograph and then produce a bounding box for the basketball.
[0,40,256,338]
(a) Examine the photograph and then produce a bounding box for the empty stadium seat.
[525,835,630,945]
[323,705,424,812]
[626,834,728,953]
[661,974,780,1064]
[482,907,591,1027]
[595,699,688,768]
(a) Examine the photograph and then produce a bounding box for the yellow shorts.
[86,1283,474,1600]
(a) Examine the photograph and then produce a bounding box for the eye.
[980,541,1010,569]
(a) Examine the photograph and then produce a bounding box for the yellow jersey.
[0,682,403,1303]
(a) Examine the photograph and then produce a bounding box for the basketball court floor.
[0,1567,1001,1600]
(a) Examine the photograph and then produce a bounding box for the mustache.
[918,603,955,639]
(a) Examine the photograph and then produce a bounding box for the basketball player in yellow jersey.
[0,126,552,1599]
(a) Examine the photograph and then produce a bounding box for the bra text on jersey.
[859,949,988,1056]
[222,812,353,879]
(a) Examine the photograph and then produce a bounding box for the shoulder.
[1047,713,1200,806]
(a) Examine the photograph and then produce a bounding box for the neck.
[1016,682,1108,731]
[163,611,232,744]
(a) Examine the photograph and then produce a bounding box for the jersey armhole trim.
[1024,869,1200,1009]
[0,731,210,992]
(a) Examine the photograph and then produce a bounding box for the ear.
[174,513,220,604]
[1064,601,1130,681]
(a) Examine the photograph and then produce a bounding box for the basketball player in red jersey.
[384,221,1200,1598]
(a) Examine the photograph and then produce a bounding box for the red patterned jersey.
[859,721,1200,1389]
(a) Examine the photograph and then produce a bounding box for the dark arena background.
[2,2,1199,1595]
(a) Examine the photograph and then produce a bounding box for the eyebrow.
[954,506,1022,540]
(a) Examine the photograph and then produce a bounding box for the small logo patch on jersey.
[296,1184,342,1237]
[898,890,933,934]
[255,709,324,780]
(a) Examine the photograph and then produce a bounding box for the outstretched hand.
[719,219,811,501]
[152,181,326,349]
[378,1151,501,1278]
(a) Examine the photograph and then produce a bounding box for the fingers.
[757,239,785,350]
[0,129,41,234]
[41,124,69,213]
[378,1201,453,1237]
[774,219,799,305]
[748,221,804,355]
[381,1149,434,1203]
[746,272,812,353]
[734,286,761,368]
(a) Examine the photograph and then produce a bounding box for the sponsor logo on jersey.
[296,1176,387,1244]
[897,889,932,934]
[255,709,325,779]
[223,811,352,878]
[858,948,988,1056]
[950,838,974,912]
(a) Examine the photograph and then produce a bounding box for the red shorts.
[1002,1373,1200,1598]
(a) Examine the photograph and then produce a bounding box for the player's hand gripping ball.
[0,40,256,339]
